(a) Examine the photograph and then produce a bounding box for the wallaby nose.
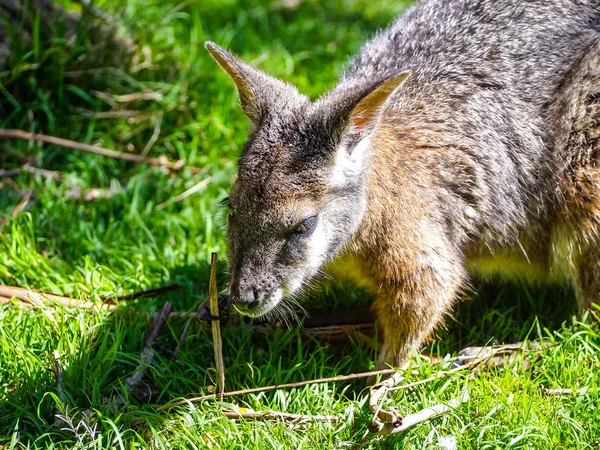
[238,287,259,305]
[230,282,261,312]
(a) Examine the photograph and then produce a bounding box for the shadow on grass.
[0,262,581,445]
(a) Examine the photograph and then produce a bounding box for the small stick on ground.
[373,397,463,436]
[368,341,544,426]
[107,283,182,302]
[0,129,201,173]
[0,190,33,227]
[119,301,173,404]
[544,387,594,395]
[0,284,181,311]
[171,292,206,362]
[158,367,397,411]
[49,350,66,426]
[221,408,341,424]
[0,165,61,181]
[208,253,226,401]
[156,176,213,211]
[0,286,117,310]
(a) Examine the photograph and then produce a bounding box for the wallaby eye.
[293,216,317,236]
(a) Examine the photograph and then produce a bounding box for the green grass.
[1,0,599,448]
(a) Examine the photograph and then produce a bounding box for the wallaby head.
[205,41,409,318]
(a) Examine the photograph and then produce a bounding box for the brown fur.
[338,40,600,368]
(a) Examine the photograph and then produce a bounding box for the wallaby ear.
[349,72,410,130]
[205,41,305,128]
[205,41,264,124]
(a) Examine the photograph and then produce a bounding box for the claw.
[199,291,231,326]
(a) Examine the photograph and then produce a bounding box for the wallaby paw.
[199,291,231,326]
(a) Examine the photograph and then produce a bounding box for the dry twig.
[158,367,398,411]
[368,341,543,426]
[121,301,173,403]
[371,397,463,436]
[208,253,226,401]
[108,283,182,302]
[0,286,117,310]
[156,176,213,210]
[0,129,200,173]
[0,165,61,181]
[544,387,594,395]
[0,284,181,311]
[221,407,341,424]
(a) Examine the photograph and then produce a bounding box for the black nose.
[238,287,259,305]
[230,282,261,308]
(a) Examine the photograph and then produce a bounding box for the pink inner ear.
[353,116,367,127]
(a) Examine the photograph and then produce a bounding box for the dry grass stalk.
[372,397,463,436]
[208,253,226,401]
[368,341,543,427]
[156,176,213,211]
[49,350,66,426]
[0,283,181,312]
[221,407,342,424]
[123,301,173,398]
[157,367,398,411]
[544,387,594,395]
[0,190,34,227]
[103,301,174,409]
[0,129,201,173]
[0,286,117,310]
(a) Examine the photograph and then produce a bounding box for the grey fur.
[205,0,600,363]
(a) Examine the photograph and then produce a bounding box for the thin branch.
[50,350,66,426]
[0,286,117,310]
[22,164,62,180]
[0,295,32,306]
[368,341,543,425]
[387,342,544,393]
[544,387,593,395]
[157,367,398,411]
[374,398,463,436]
[209,253,225,401]
[0,190,33,227]
[121,302,173,403]
[0,284,181,311]
[155,176,213,210]
[221,408,341,423]
[0,129,200,173]
[140,112,162,157]
[171,303,201,362]
[107,283,182,302]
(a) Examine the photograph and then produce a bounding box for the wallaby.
[202,0,600,370]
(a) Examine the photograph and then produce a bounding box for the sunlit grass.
[1,0,599,448]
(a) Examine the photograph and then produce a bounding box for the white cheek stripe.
[329,135,371,188]
[307,223,329,270]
